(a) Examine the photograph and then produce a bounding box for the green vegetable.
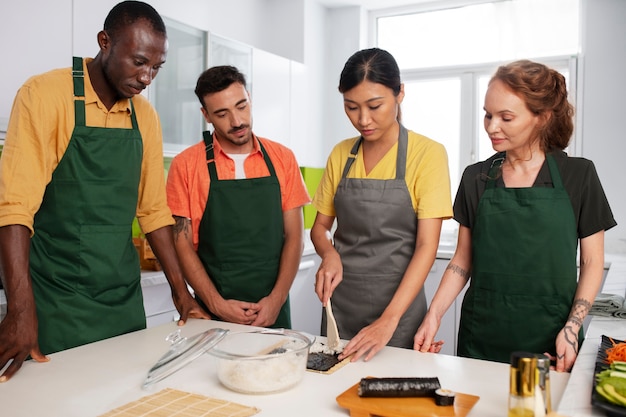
[596,370,626,406]
[604,384,626,406]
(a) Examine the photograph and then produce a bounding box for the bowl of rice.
[208,328,314,394]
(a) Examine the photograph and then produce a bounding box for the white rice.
[217,353,306,394]
[308,340,345,355]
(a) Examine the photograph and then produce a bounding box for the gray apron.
[324,125,426,348]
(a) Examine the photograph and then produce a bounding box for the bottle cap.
[510,351,536,397]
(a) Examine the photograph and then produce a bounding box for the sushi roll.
[434,388,456,406]
[357,377,441,397]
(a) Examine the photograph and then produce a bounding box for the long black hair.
[338,48,402,96]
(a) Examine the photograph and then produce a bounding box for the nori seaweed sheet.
[307,352,341,372]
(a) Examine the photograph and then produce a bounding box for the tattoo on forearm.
[173,216,190,243]
[567,298,592,328]
[563,324,579,355]
[446,263,469,279]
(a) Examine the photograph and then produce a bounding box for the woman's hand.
[552,325,579,372]
[314,250,343,305]
[413,312,445,353]
[339,316,397,362]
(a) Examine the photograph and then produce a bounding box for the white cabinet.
[289,252,323,336]
[251,48,292,148]
[423,256,469,356]
[140,250,324,333]
[140,271,179,328]
[423,258,456,356]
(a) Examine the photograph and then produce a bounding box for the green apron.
[196,131,290,328]
[458,154,581,363]
[29,57,145,355]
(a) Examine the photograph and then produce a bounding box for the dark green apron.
[458,154,581,363]
[196,131,289,328]
[29,57,145,355]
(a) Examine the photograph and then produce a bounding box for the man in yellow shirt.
[0,1,207,382]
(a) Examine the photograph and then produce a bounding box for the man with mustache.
[166,65,310,328]
[0,1,208,382]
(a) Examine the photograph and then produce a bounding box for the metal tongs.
[325,298,340,351]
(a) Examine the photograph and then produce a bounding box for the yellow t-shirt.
[0,58,173,234]
[313,130,453,219]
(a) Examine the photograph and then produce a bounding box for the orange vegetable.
[606,338,626,364]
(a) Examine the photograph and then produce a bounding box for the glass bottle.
[533,354,552,417]
[508,351,537,417]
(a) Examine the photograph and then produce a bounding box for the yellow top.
[0,58,173,235]
[313,130,453,219]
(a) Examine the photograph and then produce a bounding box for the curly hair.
[490,60,574,151]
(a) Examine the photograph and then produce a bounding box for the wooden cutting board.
[336,381,480,417]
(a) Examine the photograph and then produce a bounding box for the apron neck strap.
[203,131,218,180]
[486,154,505,190]
[340,123,409,180]
[396,124,408,179]
[73,57,86,127]
[485,153,562,190]
[203,131,277,180]
[72,57,138,130]
[545,153,563,188]
[340,137,362,179]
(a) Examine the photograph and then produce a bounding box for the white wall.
[0,0,624,251]
[579,0,626,253]
[0,0,72,129]
[320,0,626,253]
[0,0,322,164]
[322,6,370,159]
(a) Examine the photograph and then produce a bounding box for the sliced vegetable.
[606,339,626,364]
[613,361,626,372]
[610,370,626,379]
[596,385,621,405]
[603,384,626,407]
[596,375,626,406]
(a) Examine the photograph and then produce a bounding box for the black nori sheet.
[358,377,441,398]
[307,352,341,372]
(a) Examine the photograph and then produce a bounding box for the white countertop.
[0,252,624,417]
[0,318,569,417]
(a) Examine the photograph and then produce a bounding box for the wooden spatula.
[326,298,340,351]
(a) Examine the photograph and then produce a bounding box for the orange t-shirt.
[166,133,311,249]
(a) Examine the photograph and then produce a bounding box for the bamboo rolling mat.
[99,388,260,417]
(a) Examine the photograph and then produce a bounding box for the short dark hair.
[104,1,166,41]
[338,48,401,96]
[194,66,247,107]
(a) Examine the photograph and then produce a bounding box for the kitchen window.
[373,0,579,237]
[152,17,207,156]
